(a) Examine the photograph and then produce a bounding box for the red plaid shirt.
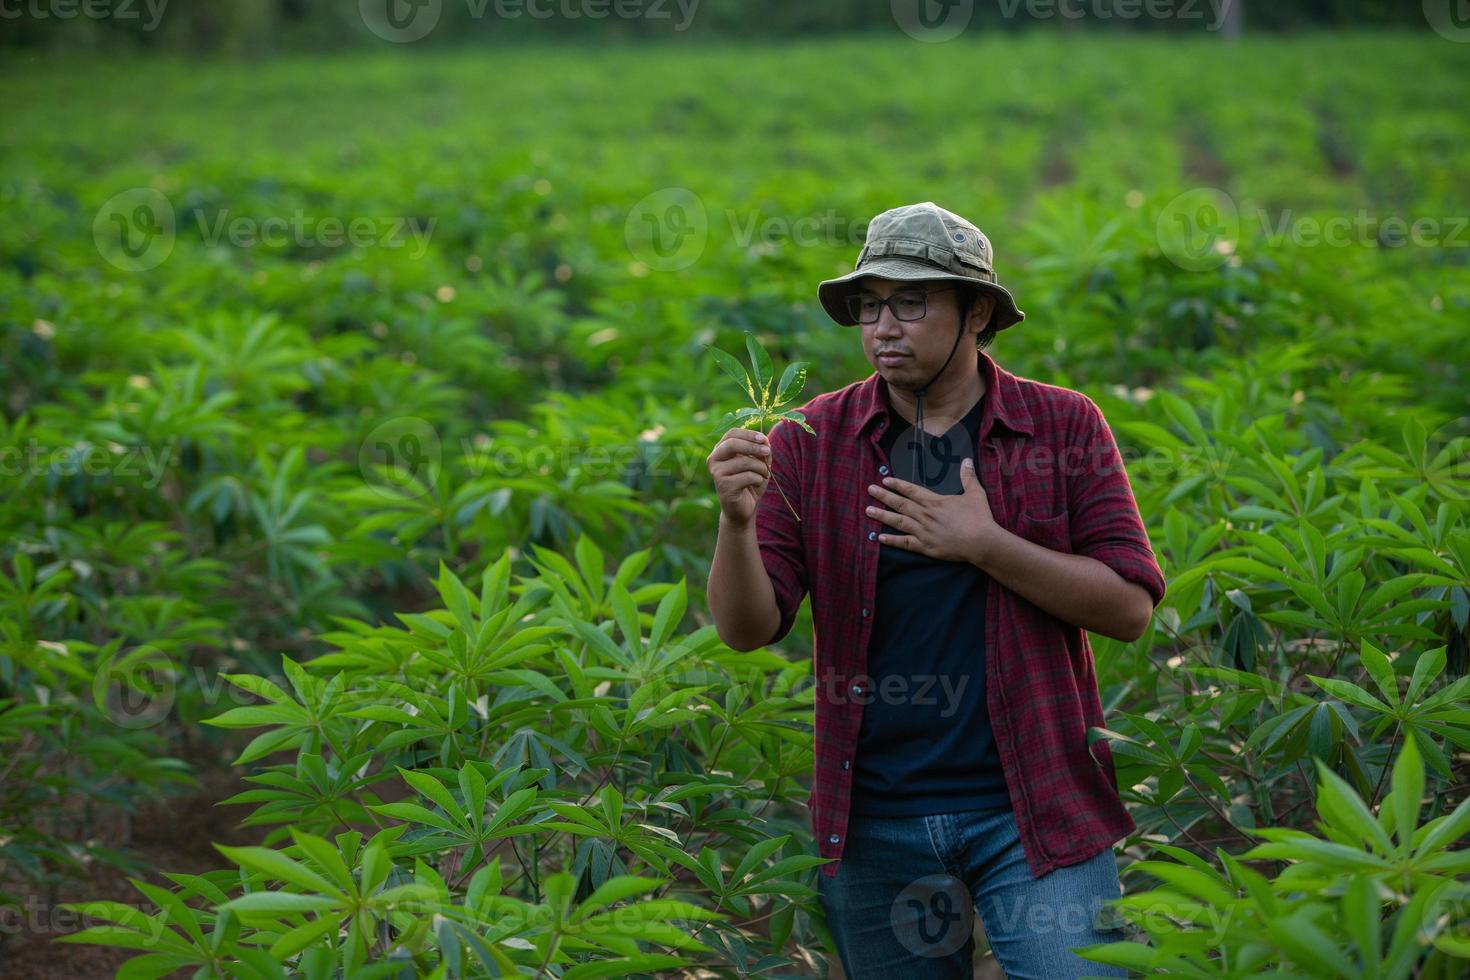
[753,350,1167,880]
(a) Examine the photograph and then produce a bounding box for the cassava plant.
[705,332,814,523]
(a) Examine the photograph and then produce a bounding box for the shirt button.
[850,683,863,697]
[867,531,877,541]
[878,465,889,475]
[829,833,840,844]
[861,607,870,617]
[842,759,851,770]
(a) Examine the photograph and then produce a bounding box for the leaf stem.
[760,421,801,524]
[1369,722,1401,811]
[768,470,800,524]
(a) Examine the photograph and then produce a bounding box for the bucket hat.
[818,201,1024,333]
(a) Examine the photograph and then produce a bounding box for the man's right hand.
[706,428,772,528]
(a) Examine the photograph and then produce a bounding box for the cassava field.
[2,32,1468,978]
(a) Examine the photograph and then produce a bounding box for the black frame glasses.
[847,286,955,324]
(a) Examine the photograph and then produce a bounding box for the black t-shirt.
[849,391,1012,817]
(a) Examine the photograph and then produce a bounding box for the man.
[705,202,1165,979]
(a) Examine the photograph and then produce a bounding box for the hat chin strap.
[911,318,967,486]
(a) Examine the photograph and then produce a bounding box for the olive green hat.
[818,201,1025,332]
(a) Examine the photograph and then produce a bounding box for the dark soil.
[0,735,269,980]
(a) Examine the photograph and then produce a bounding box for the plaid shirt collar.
[847,349,1036,443]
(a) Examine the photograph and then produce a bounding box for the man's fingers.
[884,476,936,501]
[868,483,912,514]
[725,472,765,492]
[716,457,770,480]
[721,429,770,453]
[869,506,914,534]
[710,433,773,463]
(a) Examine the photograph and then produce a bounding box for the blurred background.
[0,0,1448,51]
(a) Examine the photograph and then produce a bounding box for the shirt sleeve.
[1066,402,1167,607]
[751,419,809,646]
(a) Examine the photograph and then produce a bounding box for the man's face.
[856,277,994,390]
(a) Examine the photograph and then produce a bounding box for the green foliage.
[1077,736,1470,976]
[1,34,1467,977]
[54,541,822,975]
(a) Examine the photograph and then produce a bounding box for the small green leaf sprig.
[705,331,813,523]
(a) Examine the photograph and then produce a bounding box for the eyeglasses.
[847,287,954,324]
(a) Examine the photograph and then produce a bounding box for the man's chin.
[877,360,916,378]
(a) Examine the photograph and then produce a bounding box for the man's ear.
[968,292,996,335]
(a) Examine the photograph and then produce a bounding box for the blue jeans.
[816,805,1130,979]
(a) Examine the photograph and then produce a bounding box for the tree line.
[0,0,1442,54]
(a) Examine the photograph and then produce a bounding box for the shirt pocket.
[1012,506,1072,554]
[997,439,1066,532]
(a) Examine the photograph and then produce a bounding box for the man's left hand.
[865,457,1002,565]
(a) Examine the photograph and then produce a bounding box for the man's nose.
[874,309,903,337]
